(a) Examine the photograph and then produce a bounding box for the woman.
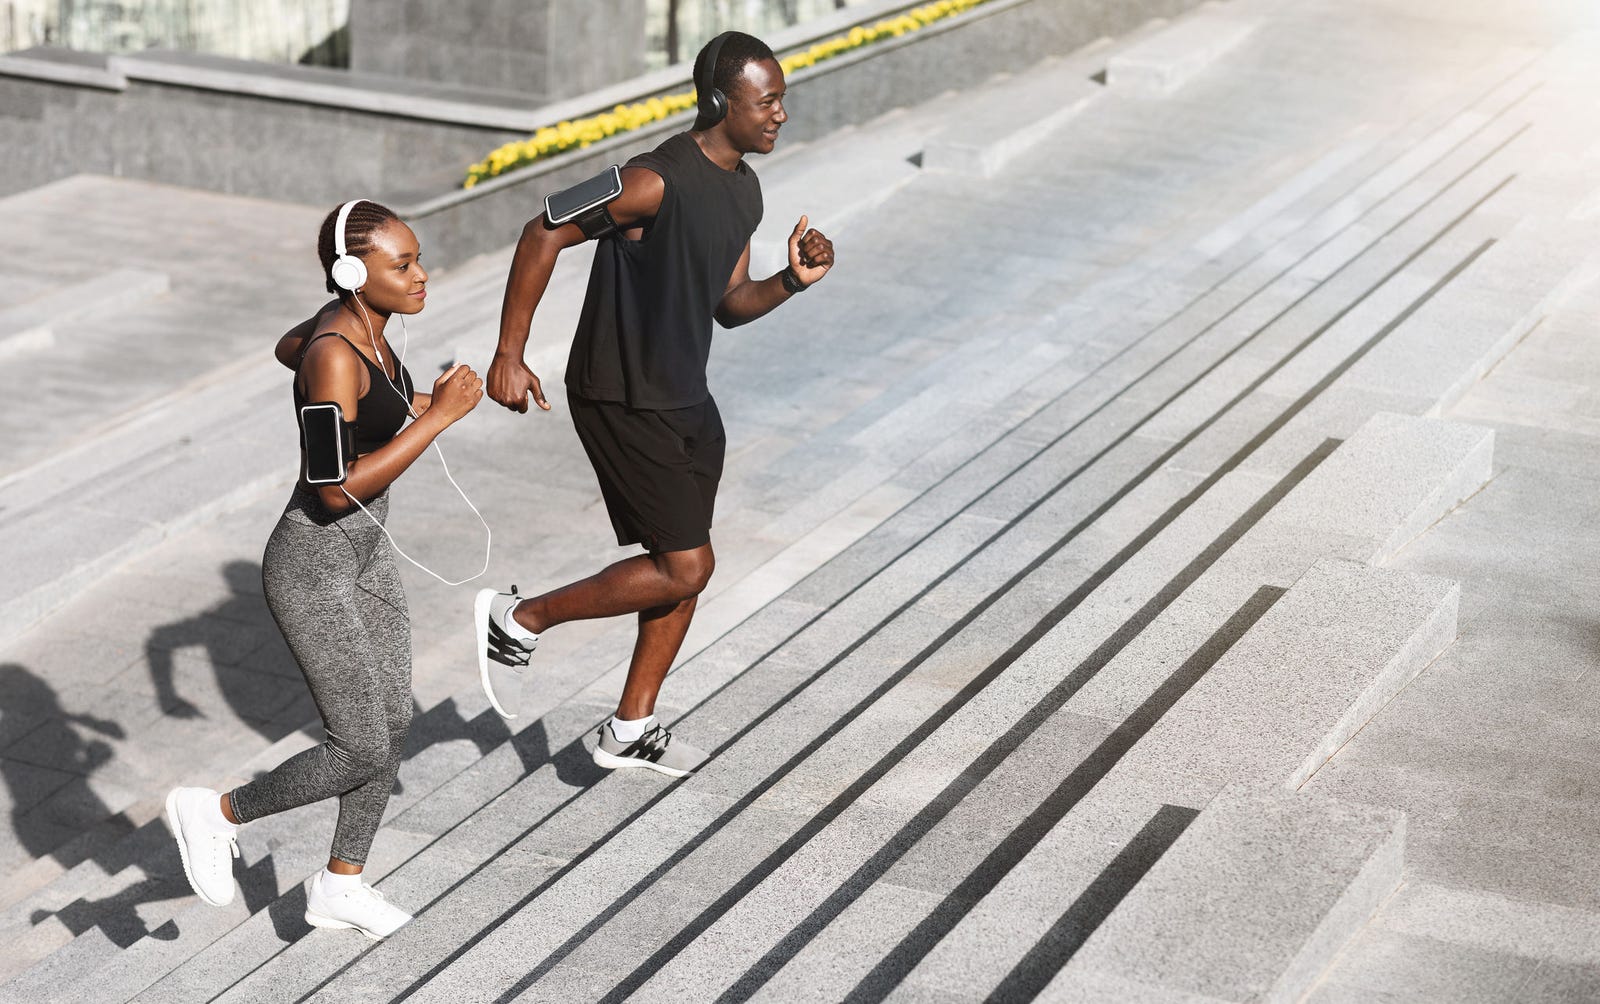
[165,200,482,939]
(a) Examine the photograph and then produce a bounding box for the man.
[476,31,835,777]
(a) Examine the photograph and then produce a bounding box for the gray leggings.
[230,485,414,866]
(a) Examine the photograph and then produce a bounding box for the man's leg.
[511,544,713,639]
[617,595,697,720]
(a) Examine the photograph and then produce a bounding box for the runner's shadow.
[143,560,310,741]
[0,663,176,944]
[0,663,124,862]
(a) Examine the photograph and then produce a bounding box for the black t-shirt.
[566,131,763,409]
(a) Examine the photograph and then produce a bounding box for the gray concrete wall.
[0,0,1202,264]
[348,0,647,102]
[0,46,542,204]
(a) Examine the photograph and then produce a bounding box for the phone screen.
[300,402,347,485]
[546,165,623,225]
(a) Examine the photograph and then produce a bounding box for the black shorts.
[569,393,726,553]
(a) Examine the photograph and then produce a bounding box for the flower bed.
[461,0,993,188]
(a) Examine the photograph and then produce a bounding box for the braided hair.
[317,200,401,296]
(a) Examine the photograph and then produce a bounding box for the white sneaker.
[475,585,538,720]
[165,786,240,907]
[304,873,413,940]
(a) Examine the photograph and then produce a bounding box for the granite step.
[749,413,1483,1003]
[0,25,1542,1004]
[1047,783,1408,1003]
[1107,2,1258,95]
[502,222,1493,997]
[309,107,1518,1001]
[0,267,170,360]
[78,45,1548,1004]
[0,687,510,1001]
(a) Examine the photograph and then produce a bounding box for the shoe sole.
[164,789,231,908]
[474,588,517,720]
[304,909,392,941]
[592,745,693,778]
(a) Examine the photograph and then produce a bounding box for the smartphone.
[545,165,623,226]
[300,401,349,485]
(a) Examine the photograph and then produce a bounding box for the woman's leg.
[227,516,397,868]
[322,543,414,868]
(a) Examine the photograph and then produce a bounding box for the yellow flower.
[462,0,996,186]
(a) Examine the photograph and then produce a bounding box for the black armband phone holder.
[544,165,624,240]
[300,400,356,486]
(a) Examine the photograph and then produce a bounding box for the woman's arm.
[300,338,481,513]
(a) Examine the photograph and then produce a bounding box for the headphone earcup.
[330,253,367,292]
[703,87,728,125]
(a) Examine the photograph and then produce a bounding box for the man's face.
[723,57,788,155]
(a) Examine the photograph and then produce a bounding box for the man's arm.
[714,215,835,328]
[486,166,666,413]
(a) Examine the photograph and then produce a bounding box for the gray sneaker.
[593,721,708,778]
[474,586,538,720]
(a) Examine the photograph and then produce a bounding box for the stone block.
[923,74,1102,178]
[1107,12,1256,94]
[1052,784,1406,1003]
[1259,412,1493,561]
[1311,927,1543,1003]
[1116,559,1459,797]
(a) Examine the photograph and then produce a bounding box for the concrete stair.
[0,21,1297,995]
[6,4,1600,1002]
[108,38,1576,1004]
[1107,3,1258,95]
[0,34,1346,997]
[1049,782,1409,1003]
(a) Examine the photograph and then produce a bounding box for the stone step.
[535,356,1482,998]
[1048,783,1409,1003]
[920,55,1104,179]
[3,21,1548,997]
[892,413,1488,999]
[30,163,1228,1004]
[159,209,1265,1003]
[0,268,170,354]
[1107,2,1258,95]
[317,111,1516,999]
[762,563,1450,1003]
[93,45,1542,1004]
[1307,880,1600,1002]
[0,688,509,999]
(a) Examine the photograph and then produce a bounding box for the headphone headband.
[696,31,736,124]
[335,198,367,259]
[330,198,372,292]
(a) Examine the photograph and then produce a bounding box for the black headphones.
[696,31,735,126]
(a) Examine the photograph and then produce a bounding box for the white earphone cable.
[341,295,491,587]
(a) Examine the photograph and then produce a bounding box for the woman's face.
[357,220,428,315]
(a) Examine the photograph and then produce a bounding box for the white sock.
[320,868,363,894]
[502,599,540,643]
[204,793,239,834]
[609,714,655,743]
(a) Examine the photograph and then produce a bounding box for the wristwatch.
[780,265,808,294]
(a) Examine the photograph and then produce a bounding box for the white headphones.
[329,198,369,292]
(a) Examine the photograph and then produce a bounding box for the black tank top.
[566,131,763,409]
[294,332,415,454]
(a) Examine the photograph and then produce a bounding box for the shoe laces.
[632,724,671,754]
[206,830,240,860]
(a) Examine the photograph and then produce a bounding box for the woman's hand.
[430,363,484,425]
